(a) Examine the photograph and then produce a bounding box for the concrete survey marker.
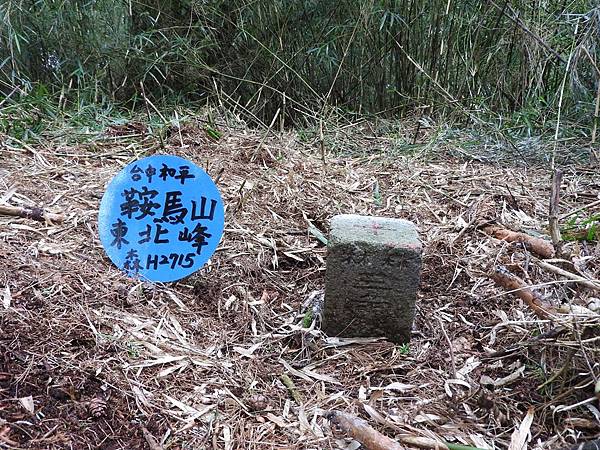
[323,214,422,343]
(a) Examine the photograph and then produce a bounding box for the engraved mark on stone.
[342,243,367,264]
[323,214,422,344]
[384,251,406,269]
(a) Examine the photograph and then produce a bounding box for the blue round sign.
[98,155,224,282]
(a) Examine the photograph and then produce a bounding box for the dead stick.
[0,205,64,223]
[549,169,563,246]
[437,318,457,379]
[319,117,326,164]
[421,183,469,207]
[483,225,554,258]
[533,258,600,292]
[279,374,304,404]
[490,266,556,320]
[537,348,576,391]
[399,436,448,450]
[327,410,405,450]
[560,199,600,220]
[483,326,567,359]
[141,426,163,450]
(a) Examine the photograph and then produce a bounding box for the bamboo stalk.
[0,205,64,224]
[549,169,563,246]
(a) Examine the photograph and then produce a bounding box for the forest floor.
[0,116,599,450]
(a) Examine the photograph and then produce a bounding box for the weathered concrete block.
[323,214,422,343]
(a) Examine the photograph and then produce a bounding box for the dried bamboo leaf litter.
[0,121,599,449]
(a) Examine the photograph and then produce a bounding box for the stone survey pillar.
[323,214,422,343]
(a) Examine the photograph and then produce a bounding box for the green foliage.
[530,363,547,384]
[205,124,222,141]
[397,343,410,356]
[0,85,130,141]
[301,309,314,328]
[0,83,54,139]
[126,341,141,359]
[562,213,600,242]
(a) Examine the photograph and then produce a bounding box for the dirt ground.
[1,120,599,449]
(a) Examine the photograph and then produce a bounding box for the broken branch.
[533,258,600,292]
[490,266,557,319]
[0,205,64,224]
[483,225,554,258]
[327,410,405,450]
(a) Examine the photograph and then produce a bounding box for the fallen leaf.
[19,396,34,414]
[2,286,11,309]
[380,382,416,392]
[266,413,287,428]
[508,407,534,450]
[233,342,261,358]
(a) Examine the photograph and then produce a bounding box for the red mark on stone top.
[371,221,383,235]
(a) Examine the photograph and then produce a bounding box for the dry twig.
[534,258,600,292]
[490,266,557,319]
[549,169,563,246]
[0,204,64,223]
[327,410,404,450]
[483,225,555,258]
[141,426,163,450]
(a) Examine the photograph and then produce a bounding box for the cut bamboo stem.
[0,205,64,224]
[327,410,404,450]
[490,266,556,320]
[483,225,555,258]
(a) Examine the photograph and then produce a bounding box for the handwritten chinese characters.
[98,155,224,282]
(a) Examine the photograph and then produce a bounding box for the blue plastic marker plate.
[98,155,224,282]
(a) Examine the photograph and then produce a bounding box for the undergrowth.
[1,1,599,137]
